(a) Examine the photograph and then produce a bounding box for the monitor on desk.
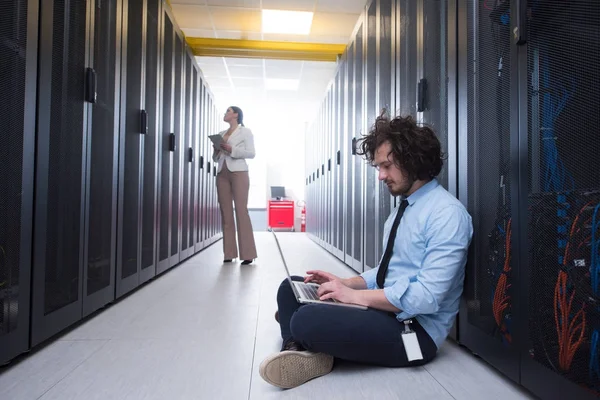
[270,186,286,200]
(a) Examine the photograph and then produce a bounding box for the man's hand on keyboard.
[317,280,358,305]
[304,270,340,285]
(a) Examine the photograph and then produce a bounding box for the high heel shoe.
[241,260,253,265]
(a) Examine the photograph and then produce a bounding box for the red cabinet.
[268,200,295,231]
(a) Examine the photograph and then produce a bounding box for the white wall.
[214,101,310,213]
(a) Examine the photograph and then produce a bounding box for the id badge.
[401,319,424,362]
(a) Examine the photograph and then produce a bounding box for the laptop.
[271,231,367,310]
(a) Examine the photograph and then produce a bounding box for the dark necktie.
[377,199,409,288]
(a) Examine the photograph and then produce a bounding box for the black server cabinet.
[421,0,454,193]
[33,0,121,345]
[519,1,600,399]
[158,12,174,274]
[189,65,200,256]
[376,0,393,265]
[194,79,207,253]
[336,61,346,259]
[457,0,519,383]
[170,30,184,266]
[353,20,365,272]
[207,99,214,243]
[196,82,208,252]
[344,44,354,266]
[116,0,161,298]
[140,0,161,284]
[0,0,38,364]
[327,90,333,250]
[83,0,122,316]
[395,0,418,118]
[202,90,210,247]
[364,0,378,271]
[180,52,194,261]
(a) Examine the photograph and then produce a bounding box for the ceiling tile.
[311,12,358,36]
[232,77,263,88]
[182,28,216,38]
[265,66,301,80]
[197,65,229,78]
[261,0,316,12]
[264,59,303,69]
[195,56,225,65]
[171,5,213,30]
[227,65,263,78]
[209,7,262,31]
[225,57,264,67]
[315,0,367,14]
[206,0,261,8]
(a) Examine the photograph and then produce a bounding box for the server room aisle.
[1,233,533,400]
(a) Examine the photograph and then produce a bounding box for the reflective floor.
[0,233,534,399]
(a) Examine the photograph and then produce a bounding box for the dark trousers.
[277,277,438,367]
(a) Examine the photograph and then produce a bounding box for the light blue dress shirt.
[360,179,473,349]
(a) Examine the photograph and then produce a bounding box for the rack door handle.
[140,110,148,134]
[169,133,176,152]
[86,68,97,103]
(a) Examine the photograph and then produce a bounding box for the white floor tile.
[0,232,534,400]
[0,340,108,400]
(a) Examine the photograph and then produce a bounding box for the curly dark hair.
[355,115,445,181]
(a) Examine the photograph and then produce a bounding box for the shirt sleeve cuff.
[360,268,378,290]
[383,276,410,311]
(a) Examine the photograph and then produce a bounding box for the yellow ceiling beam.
[186,37,345,62]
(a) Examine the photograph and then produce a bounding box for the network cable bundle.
[484,0,513,347]
[526,0,600,393]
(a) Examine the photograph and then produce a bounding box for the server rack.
[363,0,378,272]
[2,0,222,365]
[116,0,161,298]
[518,1,600,398]
[458,0,520,382]
[83,0,122,317]
[353,18,365,272]
[140,0,162,286]
[189,64,200,256]
[170,28,184,267]
[180,50,194,261]
[375,0,393,265]
[194,80,205,253]
[336,59,346,260]
[157,11,175,275]
[0,0,38,365]
[32,0,121,346]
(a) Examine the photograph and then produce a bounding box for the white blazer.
[212,125,256,173]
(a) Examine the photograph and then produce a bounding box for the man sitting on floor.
[259,114,473,389]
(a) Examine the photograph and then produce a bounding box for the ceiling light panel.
[262,9,314,35]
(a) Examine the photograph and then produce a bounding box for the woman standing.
[213,106,257,265]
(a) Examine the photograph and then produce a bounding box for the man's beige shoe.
[259,350,334,389]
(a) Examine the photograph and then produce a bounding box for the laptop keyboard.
[295,283,337,303]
